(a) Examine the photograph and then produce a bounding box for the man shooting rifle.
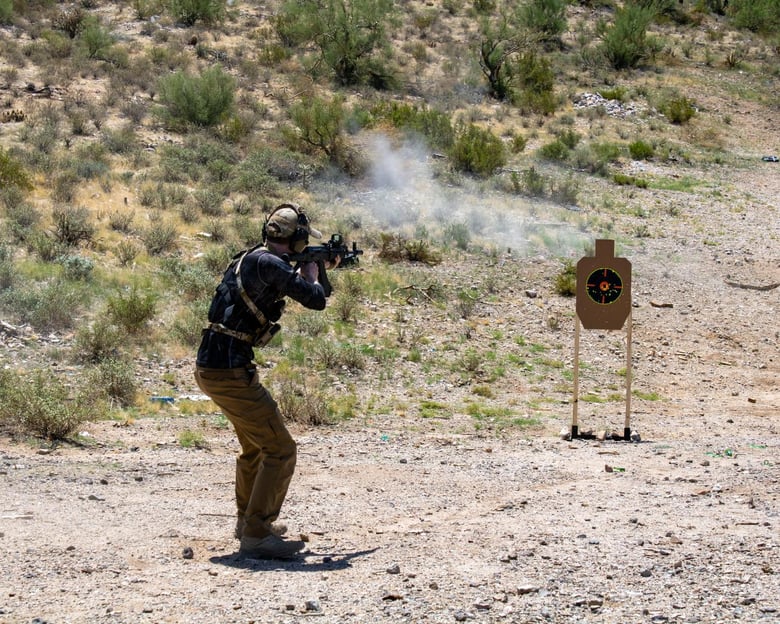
[194,203,362,560]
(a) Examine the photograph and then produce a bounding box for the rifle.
[286,234,364,297]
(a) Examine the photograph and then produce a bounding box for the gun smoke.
[325,133,587,258]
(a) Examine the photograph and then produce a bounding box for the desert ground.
[2,155,779,623]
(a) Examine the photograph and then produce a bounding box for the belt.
[205,322,255,344]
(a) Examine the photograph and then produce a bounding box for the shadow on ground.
[209,547,379,572]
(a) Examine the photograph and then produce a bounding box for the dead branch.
[724,280,780,291]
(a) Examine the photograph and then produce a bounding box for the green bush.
[0,245,13,291]
[78,15,115,60]
[276,0,397,87]
[449,123,506,177]
[160,256,216,300]
[597,86,627,101]
[570,142,620,176]
[270,365,330,425]
[378,233,442,265]
[86,356,137,407]
[54,6,86,38]
[629,139,655,160]
[158,136,239,185]
[171,301,209,346]
[0,147,33,191]
[373,101,455,151]
[599,3,657,69]
[115,240,141,266]
[4,199,40,243]
[60,254,94,280]
[287,95,347,162]
[538,139,570,162]
[728,0,780,34]
[557,128,581,149]
[52,205,95,247]
[516,167,549,197]
[0,369,95,440]
[511,51,557,114]
[519,0,567,44]
[142,220,178,255]
[0,0,13,24]
[549,173,580,205]
[1,279,89,331]
[157,65,235,128]
[168,0,226,25]
[27,231,67,263]
[74,319,123,363]
[660,95,696,124]
[107,287,157,333]
[102,125,138,154]
[554,259,576,296]
[613,173,647,188]
[444,222,471,250]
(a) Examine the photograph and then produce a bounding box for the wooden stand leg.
[571,316,581,439]
[624,309,633,441]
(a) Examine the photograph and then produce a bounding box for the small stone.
[386,563,401,575]
[640,568,652,577]
[182,546,194,560]
[525,289,538,298]
[304,600,320,612]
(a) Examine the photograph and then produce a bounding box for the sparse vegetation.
[0,368,96,440]
[0,0,775,445]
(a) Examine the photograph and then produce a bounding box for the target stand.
[571,239,633,441]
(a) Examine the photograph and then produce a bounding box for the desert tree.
[477,3,540,101]
[274,0,398,88]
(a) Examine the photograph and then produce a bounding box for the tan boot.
[234,516,287,539]
[239,534,305,559]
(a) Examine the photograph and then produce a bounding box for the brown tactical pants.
[194,365,297,539]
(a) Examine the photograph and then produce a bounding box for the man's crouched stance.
[195,204,336,559]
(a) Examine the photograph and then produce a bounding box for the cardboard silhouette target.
[571,240,634,440]
[576,239,631,330]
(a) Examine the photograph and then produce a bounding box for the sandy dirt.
[2,156,779,623]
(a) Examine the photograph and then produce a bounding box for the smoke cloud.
[323,133,587,257]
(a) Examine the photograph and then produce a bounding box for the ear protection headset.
[262,203,311,252]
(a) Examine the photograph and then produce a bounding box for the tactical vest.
[206,246,284,347]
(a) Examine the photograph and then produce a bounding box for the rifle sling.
[234,250,271,328]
